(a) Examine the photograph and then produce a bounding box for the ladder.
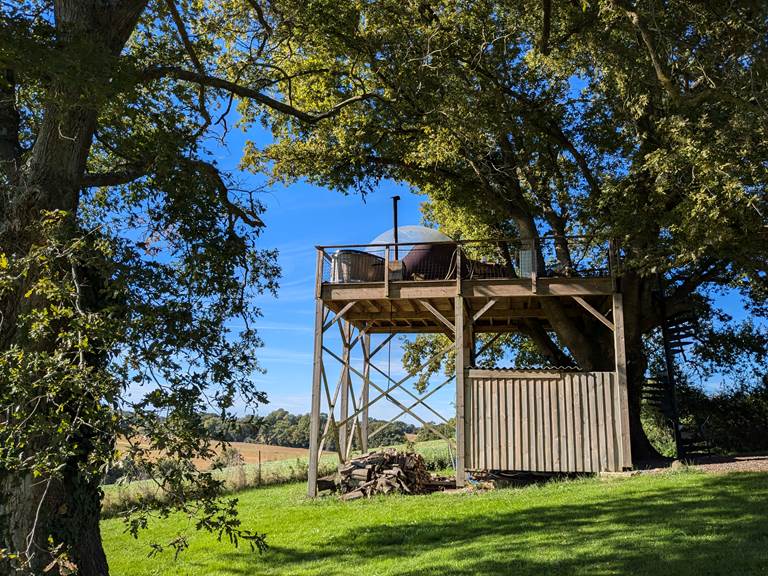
[647,287,706,458]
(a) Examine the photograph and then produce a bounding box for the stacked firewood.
[323,449,454,500]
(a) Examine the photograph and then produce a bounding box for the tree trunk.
[1,469,108,576]
[620,271,664,462]
[0,2,147,574]
[521,220,662,462]
[501,203,661,460]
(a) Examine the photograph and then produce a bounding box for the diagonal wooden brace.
[419,299,455,335]
[324,341,454,428]
[369,375,454,440]
[323,301,357,333]
[573,296,615,331]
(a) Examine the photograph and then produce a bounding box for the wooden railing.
[317,236,615,285]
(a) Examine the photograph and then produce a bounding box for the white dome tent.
[331,225,456,283]
[368,225,454,248]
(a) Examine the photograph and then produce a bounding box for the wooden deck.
[321,277,614,334]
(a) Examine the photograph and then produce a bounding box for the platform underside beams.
[321,288,614,335]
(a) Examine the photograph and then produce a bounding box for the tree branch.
[80,165,149,188]
[610,0,679,99]
[140,66,376,124]
[363,155,462,180]
[165,0,212,126]
[544,121,601,198]
[244,0,273,35]
[538,0,552,55]
[190,160,265,228]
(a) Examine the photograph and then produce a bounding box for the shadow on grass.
[214,473,768,576]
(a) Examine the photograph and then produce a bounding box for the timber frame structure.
[307,238,632,496]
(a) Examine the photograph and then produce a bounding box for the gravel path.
[688,455,768,474]
[637,454,768,475]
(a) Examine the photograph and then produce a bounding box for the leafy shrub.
[680,380,768,454]
[641,407,677,458]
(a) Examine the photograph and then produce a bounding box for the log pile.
[326,449,454,500]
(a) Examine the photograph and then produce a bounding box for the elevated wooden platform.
[321,277,614,334]
[307,239,631,496]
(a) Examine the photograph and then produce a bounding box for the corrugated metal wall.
[466,370,628,473]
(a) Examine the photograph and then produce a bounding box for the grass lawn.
[102,471,768,576]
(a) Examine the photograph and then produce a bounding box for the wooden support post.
[455,295,467,487]
[338,321,352,460]
[361,332,371,453]
[384,245,390,298]
[608,238,619,293]
[456,244,462,293]
[612,292,633,469]
[308,250,325,497]
[469,320,476,366]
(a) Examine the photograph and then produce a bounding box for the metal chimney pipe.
[392,195,400,260]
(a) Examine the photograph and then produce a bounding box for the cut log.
[350,468,371,481]
[335,449,453,499]
[316,476,337,492]
[341,489,365,501]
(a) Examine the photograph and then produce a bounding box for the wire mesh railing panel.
[396,243,459,281]
[322,247,387,283]
[538,237,610,278]
[461,240,533,280]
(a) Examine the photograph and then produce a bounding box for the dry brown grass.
[114,438,317,470]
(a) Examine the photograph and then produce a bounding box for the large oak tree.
[0,1,372,574]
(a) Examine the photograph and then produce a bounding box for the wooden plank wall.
[466,370,628,473]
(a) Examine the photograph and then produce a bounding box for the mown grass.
[102,470,768,576]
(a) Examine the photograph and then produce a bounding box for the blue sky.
[208,122,457,422]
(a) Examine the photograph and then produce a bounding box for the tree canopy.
[248,0,767,453]
[0,1,374,573]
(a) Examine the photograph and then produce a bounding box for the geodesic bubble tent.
[368,225,454,247]
[332,225,456,283]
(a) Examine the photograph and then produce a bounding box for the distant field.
[115,438,317,469]
[102,439,454,517]
[114,437,453,471]
[103,470,768,575]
